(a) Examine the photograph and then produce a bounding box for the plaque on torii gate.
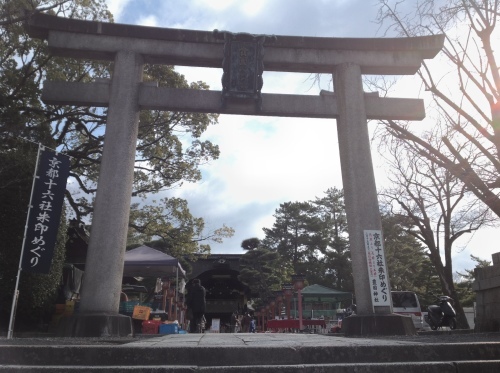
[25,11,444,337]
[215,30,269,110]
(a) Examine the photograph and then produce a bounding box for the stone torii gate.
[26,12,443,337]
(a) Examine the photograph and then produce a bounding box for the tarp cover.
[123,245,186,278]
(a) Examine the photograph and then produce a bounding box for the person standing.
[249,317,256,333]
[230,310,239,333]
[186,279,206,333]
[241,313,251,333]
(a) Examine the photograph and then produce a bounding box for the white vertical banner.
[364,230,391,306]
[210,318,220,333]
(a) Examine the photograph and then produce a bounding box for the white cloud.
[195,0,236,11]
[240,0,267,16]
[136,15,159,27]
[105,0,131,21]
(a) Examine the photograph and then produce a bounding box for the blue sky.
[100,0,499,273]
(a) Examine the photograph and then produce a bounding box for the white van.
[391,291,423,330]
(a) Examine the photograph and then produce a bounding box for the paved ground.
[0,330,499,347]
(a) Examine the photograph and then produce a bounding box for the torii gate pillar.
[58,51,144,336]
[335,63,381,315]
[335,64,411,334]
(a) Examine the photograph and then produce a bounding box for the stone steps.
[2,361,500,372]
[2,341,500,372]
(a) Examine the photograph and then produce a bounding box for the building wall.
[472,252,500,332]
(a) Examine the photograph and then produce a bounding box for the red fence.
[266,319,326,332]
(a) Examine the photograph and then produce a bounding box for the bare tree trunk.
[428,247,469,329]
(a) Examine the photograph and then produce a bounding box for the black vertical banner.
[21,148,70,274]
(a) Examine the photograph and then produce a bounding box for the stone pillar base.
[342,314,416,336]
[56,313,133,337]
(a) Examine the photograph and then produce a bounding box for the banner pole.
[7,143,43,339]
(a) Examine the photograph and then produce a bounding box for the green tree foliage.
[414,259,443,309]
[260,189,353,292]
[261,201,325,274]
[128,198,234,260]
[256,188,449,308]
[1,0,114,145]
[1,1,230,252]
[455,255,492,307]
[0,0,222,223]
[0,140,67,330]
[238,238,285,303]
[127,197,234,275]
[311,188,353,291]
[381,213,430,292]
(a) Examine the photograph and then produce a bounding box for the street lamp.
[282,283,294,320]
[292,274,306,331]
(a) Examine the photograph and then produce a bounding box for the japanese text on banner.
[364,230,390,306]
[21,148,70,274]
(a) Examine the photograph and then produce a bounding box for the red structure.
[267,319,326,333]
[292,274,306,330]
[282,283,293,320]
